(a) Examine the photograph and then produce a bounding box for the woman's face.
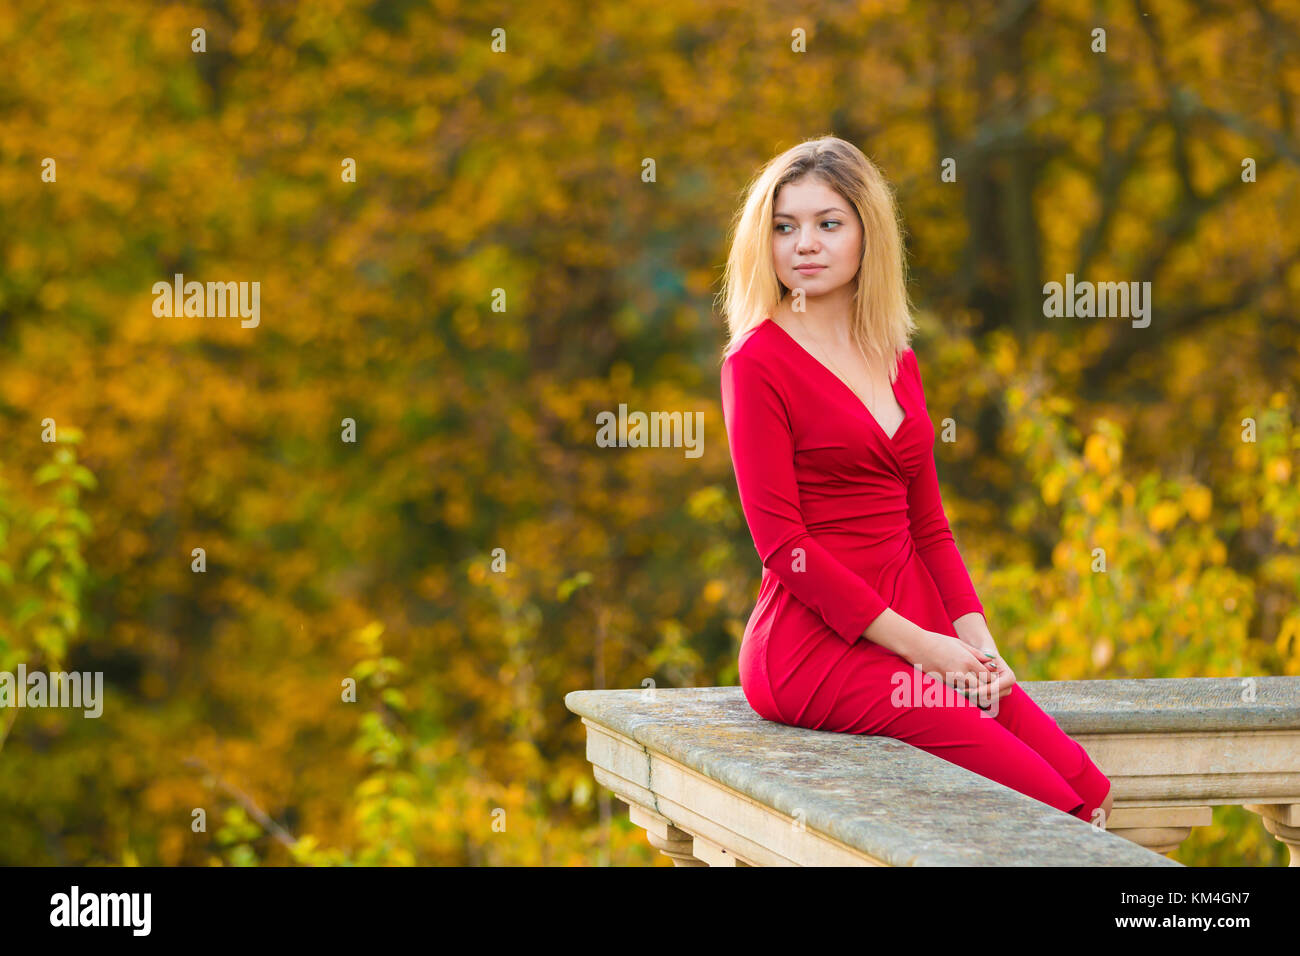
[771,177,862,301]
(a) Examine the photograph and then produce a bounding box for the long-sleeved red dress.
[720,316,1111,822]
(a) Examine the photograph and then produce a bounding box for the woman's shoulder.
[893,345,928,408]
[897,345,917,377]
[721,318,786,374]
[887,342,918,380]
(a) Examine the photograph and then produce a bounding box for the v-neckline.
[763,316,909,443]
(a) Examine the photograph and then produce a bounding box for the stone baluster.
[1105,806,1212,857]
[1244,803,1300,866]
[626,802,707,866]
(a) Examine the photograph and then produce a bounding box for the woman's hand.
[952,615,1017,699]
[982,655,1017,698]
[905,632,1001,704]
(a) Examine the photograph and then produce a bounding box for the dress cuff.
[943,594,985,623]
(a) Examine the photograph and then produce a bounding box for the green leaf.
[557,570,593,601]
[381,688,407,710]
[26,548,53,578]
[66,510,93,535]
[14,597,42,627]
[36,625,65,658]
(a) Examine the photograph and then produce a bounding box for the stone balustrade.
[565,676,1300,866]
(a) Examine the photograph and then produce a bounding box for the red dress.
[720,316,1111,822]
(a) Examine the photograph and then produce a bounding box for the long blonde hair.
[715,136,917,379]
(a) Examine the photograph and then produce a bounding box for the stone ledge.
[1016,676,1299,734]
[566,685,1177,866]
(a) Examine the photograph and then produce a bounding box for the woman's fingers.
[949,669,993,703]
[983,662,1013,698]
[955,666,1000,704]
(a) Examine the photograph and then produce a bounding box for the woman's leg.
[790,647,1094,820]
[982,684,1113,824]
[872,677,1093,820]
[765,628,1110,821]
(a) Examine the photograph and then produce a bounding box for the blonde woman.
[717,136,1113,825]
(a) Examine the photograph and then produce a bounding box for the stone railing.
[564,676,1300,866]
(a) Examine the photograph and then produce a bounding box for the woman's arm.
[721,351,896,647]
[952,611,997,654]
[904,352,986,628]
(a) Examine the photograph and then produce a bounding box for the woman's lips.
[795,265,826,274]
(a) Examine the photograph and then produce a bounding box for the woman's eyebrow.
[773,207,845,220]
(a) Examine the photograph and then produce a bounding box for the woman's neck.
[775,298,855,348]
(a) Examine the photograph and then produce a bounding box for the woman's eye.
[774,221,840,233]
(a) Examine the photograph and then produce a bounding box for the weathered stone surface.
[566,685,1181,866]
[1018,677,1300,734]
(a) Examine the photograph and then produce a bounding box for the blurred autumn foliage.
[1,0,1297,866]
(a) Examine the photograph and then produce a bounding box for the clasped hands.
[910,614,1017,705]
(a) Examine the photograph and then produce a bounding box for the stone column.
[626,802,707,866]
[1244,803,1300,866]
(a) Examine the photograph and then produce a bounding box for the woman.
[717,136,1113,825]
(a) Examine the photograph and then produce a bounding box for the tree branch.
[184,756,299,851]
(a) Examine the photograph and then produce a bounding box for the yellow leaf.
[1042,470,1066,506]
[1084,433,1112,475]
[1147,501,1181,532]
[1182,485,1212,522]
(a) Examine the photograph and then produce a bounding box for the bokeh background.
[1,0,1297,866]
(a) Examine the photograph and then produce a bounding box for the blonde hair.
[715,136,917,379]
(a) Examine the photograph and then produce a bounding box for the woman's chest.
[818,358,907,440]
[787,384,931,481]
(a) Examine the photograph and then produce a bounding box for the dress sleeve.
[904,351,985,622]
[720,351,889,644]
